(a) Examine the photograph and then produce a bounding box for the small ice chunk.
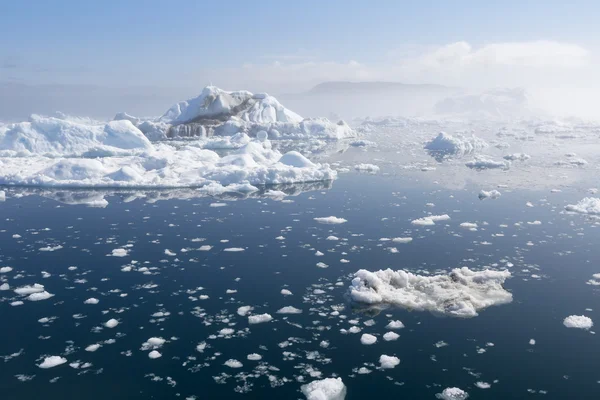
[248,313,273,324]
[563,315,593,329]
[38,356,67,369]
[379,354,400,369]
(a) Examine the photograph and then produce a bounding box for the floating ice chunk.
[38,356,67,369]
[565,198,600,216]
[198,245,212,251]
[276,306,302,314]
[110,248,128,257]
[142,337,166,350]
[247,353,262,361]
[466,157,510,170]
[85,344,101,352]
[383,332,400,341]
[386,320,405,330]
[326,236,339,241]
[301,377,347,400]
[196,342,207,353]
[360,334,377,345]
[104,318,119,328]
[0,191,5,201]
[237,306,253,316]
[529,339,536,345]
[218,328,235,336]
[392,237,412,244]
[223,359,243,368]
[148,350,162,359]
[411,214,450,226]
[479,190,501,200]
[281,289,293,296]
[0,283,10,291]
[436,387,469,400]
[379,354,400,369]
[164,249,176,256]
[425,132,488,157]
[314,216,347,224]
[248,313,273,324]
[0,266,12,273]
[563,315,593,329]
[27,291,54,301]
[14,284,45,295]
[460,222,478,229]
[475,382,491,389]
[84,298,99,304]
[349,267,512,318]
[354,163,380,173]
[223,247,245,252]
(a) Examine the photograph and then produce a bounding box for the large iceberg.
[424,132,488,159]
[116,86,355,141]
[349,267,512,318]
[0,115,152,157]
[0,115,336,191]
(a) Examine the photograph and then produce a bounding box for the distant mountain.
[308,81,454,95]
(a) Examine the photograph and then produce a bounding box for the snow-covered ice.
[301,377,347,400]
[425,132,488,157]
[349,267,512,317]
[435,387,469,400]
[38,356,67,369]
[565,198,600,216]
[314,216,347,224]
[379,354,400,369]
[563,315,593,329]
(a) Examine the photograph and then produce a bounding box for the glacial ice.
[425,132,488,158]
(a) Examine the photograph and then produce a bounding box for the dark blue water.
[1,173,599,399]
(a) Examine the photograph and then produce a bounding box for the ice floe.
[349,267,512,317]
[565,198,600,216]
[301,377,346,400]
[379,354,400,369]
[563,315,593,329]
[38,356,67,369]
[435,387,469,400]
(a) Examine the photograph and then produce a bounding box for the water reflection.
[3,180,334,207]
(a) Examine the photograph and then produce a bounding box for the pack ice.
[0,88,349,191]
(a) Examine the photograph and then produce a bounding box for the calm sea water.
[1,172,599,399]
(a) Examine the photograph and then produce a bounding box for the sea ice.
[349,267,512,317]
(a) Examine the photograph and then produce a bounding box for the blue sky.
[1,0,599,90]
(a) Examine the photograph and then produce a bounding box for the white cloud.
[418,41,589,68]
[200,41,593,92]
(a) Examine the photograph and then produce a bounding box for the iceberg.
[0,117,336,192]
[115,86,355,141]
[425,132,488,159]
[0,114,152,157]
